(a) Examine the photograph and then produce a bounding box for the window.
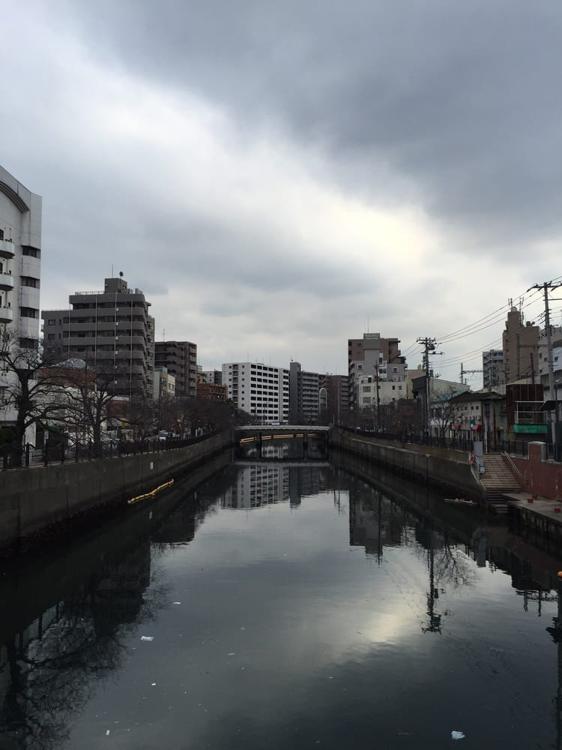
[20,307,38,319]
[22,246,41,258]
[21,276,40,288]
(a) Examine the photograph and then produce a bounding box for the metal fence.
[341,426,562,462]
[1,432,218,471]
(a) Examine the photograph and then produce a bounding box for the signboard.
[513,424,548,434]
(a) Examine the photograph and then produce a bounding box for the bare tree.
[58,362,122,456]
[431,389,457,440]
[0,329,65,464]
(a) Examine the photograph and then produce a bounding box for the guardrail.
[0,432,218,471]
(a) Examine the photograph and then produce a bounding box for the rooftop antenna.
[163,328,166,342]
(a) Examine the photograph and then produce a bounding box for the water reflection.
[1,459,562,749]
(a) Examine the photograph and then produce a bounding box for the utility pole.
[374,363,381,428]
[417,337,441,435]
[460,363,483,386]
[528,279,562,451]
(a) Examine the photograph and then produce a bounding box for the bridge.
[234,425,331,460]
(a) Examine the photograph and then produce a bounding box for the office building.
[482,349,505,390]
[154,340,197,399]
[42,276,154,398]
[222,362,289,424]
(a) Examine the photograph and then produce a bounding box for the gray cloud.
[2,1,561,376]
[61,0,562,247]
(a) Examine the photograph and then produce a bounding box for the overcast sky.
[1,1,561,380]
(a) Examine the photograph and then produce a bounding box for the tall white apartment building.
[222,362,289,424]
[0,166,42,429]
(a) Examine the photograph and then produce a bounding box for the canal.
[1,454,561,749]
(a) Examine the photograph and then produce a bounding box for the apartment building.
[348,332,406,409]
[289,361,322,424]
[42,276,155,398]
[0,166,42,433]
[155,341,197,399]
[222,362,289,424]
[483,349,505,390]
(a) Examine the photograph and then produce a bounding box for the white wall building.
[0,166,42,432]
[222,362,289,424]
[357,375,407,409]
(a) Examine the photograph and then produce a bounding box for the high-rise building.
[348,332,406,409]
[482,349,505,390]
[222,362,289,424]
[0,166,42,349]
[42,276,155,398]
[0,166,42,433]
[502,307,539,384]
[154,341,197,399]
[289,361,322,424]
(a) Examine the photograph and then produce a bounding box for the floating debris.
[140,636,154,642]
[451,730,465,740]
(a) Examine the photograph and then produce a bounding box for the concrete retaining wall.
[0,431,233,552]
[512,442,562,499]
[330,428,484,501]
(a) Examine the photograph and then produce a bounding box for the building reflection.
[0,539,152,749]
[223,465,290,508]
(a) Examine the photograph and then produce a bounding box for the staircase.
[480,453,524,513]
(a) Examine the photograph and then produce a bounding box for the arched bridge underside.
[235,425,331,460]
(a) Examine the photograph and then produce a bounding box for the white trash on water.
[140,636,154,642]
[451,730,465,740]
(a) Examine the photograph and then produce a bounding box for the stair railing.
[501,451,524,487]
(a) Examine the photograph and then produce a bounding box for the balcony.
[0,273,14,291]
[0,306,13,324]
[0,240,15,259]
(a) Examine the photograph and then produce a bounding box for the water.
[1,458,561,749]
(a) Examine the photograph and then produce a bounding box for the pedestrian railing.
[0,432,218,471]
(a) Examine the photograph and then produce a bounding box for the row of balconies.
[0,240,15,259]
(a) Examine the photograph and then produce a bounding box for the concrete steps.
[481,453,523,498]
